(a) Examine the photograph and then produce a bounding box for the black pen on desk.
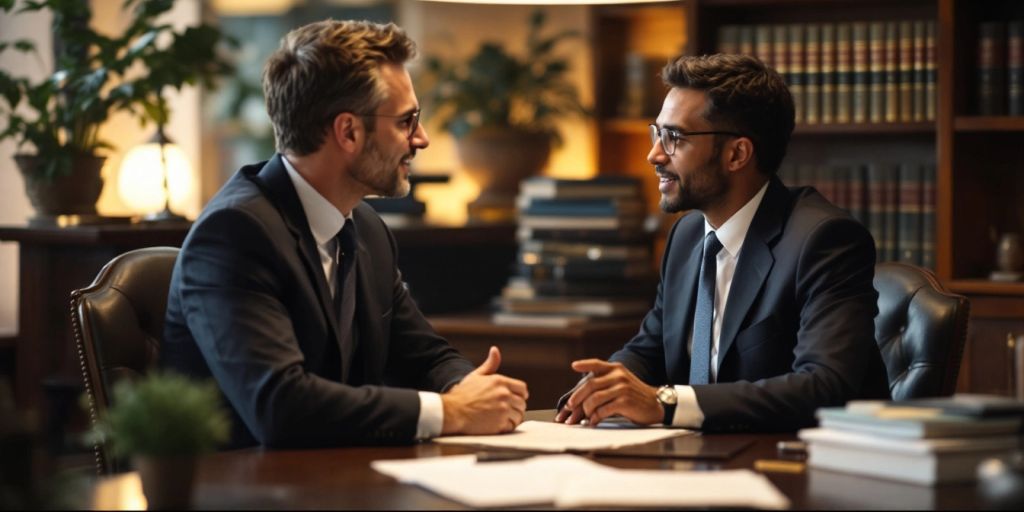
[555,371,594,413]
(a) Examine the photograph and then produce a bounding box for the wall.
[0,0,203,334]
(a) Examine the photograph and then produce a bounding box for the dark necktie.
[334,220,358,306]
[689,231,721,385]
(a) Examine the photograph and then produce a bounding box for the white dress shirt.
[282,157,443,439]
[672,182,769,428]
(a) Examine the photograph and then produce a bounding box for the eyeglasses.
[648,124,744,156]
[362,109,421,139]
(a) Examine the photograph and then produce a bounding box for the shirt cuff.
[671,385,705,428]
[416,391,444,440]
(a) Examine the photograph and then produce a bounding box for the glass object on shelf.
[991,232,1024,282]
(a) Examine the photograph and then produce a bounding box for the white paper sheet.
[555,468,792,509]
[432,420,691,452]
[371,454,791,509]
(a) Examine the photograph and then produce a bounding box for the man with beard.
[162,20,528,448]
[555,54,889,432]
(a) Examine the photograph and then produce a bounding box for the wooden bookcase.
[591,0,1024,396]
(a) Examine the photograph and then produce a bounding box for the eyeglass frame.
[360,109,421,139]
[648,123,746,156]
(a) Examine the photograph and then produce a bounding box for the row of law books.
[493,176,656,328]
[717,20,937,124]
[778,162,935,269]
[977,20,1024,116]
[800,395,1024,485]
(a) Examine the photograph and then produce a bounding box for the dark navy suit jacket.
[611,177,890,432]
[162,154,474,448]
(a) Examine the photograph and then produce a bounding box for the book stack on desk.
[493,176,656,328]
[799,395,1024,485]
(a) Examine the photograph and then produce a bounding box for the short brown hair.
[661,54,795,175]
[263,20,416,155]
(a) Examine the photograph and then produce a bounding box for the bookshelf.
[591,0,1024,396]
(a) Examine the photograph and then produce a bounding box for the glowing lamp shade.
[117,140,194,215]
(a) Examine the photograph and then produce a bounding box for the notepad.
[433,420,691,452]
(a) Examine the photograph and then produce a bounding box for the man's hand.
[553,359,662,426]
[441,346,529,435]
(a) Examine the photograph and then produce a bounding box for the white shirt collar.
[704,181,770,257]
[281,155,350,246]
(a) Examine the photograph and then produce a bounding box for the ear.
[331,112,364,155]
[723,136,755,173]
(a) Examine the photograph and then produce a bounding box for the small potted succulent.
[89,373,229,509]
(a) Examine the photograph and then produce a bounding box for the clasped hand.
[441,346,529,435]
[554,359,662,426]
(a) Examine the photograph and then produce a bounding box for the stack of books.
[493,176,656,328]
[799,395,1024,485]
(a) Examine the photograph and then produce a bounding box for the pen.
[476,451,534,463]
[555,372,594,412]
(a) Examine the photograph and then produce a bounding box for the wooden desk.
[428,313,641,408]
[90,411,999,510]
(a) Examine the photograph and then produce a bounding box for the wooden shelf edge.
[600,118,935,135]
[946,279,1024,296]
[953,116,1024,132]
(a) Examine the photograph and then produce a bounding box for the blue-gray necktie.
[689,231,721,385]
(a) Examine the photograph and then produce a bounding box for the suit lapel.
[348,211,376,383]
[252,155,343,350]
[716,178,787,363]
[668,235,703,382]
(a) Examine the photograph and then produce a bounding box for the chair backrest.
[70,246,179,474]
[874,262,970,401]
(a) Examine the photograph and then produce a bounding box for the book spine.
[739,25,755,56]
[789,23,806,124]
[1009,20,1023,116]
[869,22,887,123]
[913,20,927,121]
[848,165,869,227]
[836,23,853,124]
[717,24,740,54]
[755,24,774,67]
[885,21,900,123]
[772,24,789,77]
[978,22,1008,115]
[899,21,915,122]
[897,163,923,265]
[821,23,836,124]
[805,23,822,124]
[852,23,870,123]
[925,21,937,120]
[866,164,888,260]
[884,164,900,262]
[920,164,936,269]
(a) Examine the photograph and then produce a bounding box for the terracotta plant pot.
[455,127,551,220]
[133,455,197,510]
[14,153,105,217]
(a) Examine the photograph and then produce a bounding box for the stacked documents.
[800,395,1023,485]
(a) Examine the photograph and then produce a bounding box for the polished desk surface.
[92,411,993,510]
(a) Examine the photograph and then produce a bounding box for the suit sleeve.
[376,216,475,392]
[694,216,879,432]
[179,208,421,447]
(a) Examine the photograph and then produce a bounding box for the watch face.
[657,386,678,405]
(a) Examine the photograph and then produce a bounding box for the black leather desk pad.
[592,434,754,460]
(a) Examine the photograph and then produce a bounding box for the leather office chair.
[874,262,970,401]
[70,247,179,474]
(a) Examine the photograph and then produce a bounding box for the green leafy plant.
[89,373,230,457]
[420,10,588,145]
[0,0,234,180]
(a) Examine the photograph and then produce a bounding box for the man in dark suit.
[556,54,889,432]
[162,20,528,448]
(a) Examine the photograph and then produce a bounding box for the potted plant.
[0,0,233,219]
[421,10,588,220]
[89,373,230,509]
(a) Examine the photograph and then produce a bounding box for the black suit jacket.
[611,177,890,432]
[161,155,474,448]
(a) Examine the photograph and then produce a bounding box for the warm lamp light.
[118,127,193,221]
[417,1,676,4]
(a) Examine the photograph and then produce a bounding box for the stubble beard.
[351,138,411,198]
[659,150,728,214]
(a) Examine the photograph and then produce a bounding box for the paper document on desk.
[372,454,609,507]
[433,420,691,452]
[372,454,790,509]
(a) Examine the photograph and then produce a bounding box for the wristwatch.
[656,385,678,426]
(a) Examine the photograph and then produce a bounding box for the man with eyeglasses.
[555,54,889,432]
[162,20,528,448]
